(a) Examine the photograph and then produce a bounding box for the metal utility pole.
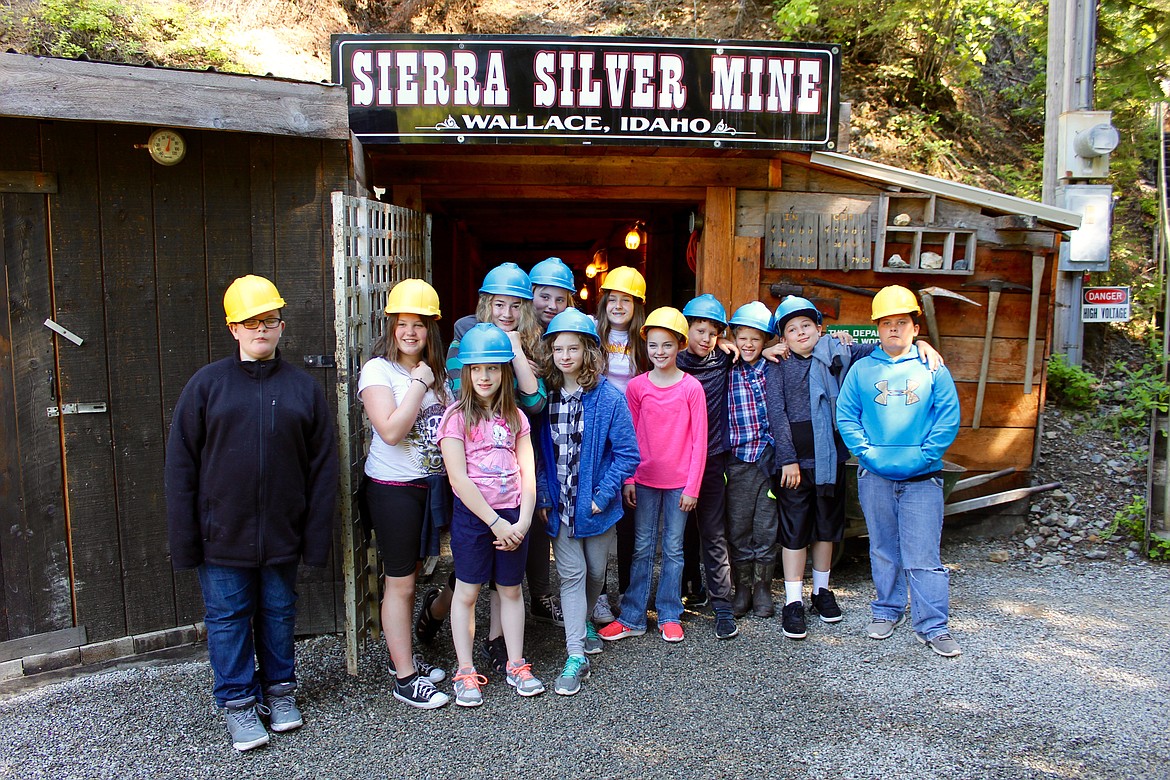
[1044,0,1108,366]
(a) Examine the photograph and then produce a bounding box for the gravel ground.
[2,537,1168,780]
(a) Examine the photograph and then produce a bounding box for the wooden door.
[0,185,75,646]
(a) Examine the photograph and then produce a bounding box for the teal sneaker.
[553,655,591,696]
[583,621,604,655]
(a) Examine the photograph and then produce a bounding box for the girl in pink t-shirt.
[438,323,543,706]
[599,308,707,645]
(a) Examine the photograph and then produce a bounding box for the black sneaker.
[479,635,507,675]
[388,653,447,684]
[781,601,807,639]
[683,586,709,609]
[414,588,444,644]
[810,588,844,623]
[714,610,739,640]
[393,674,450,710]
[530,593,565,627]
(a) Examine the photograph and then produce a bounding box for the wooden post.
[699,187,735,304]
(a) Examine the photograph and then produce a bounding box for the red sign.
[1083,287,1127,304]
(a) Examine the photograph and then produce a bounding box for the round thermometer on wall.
[147,128,186,166]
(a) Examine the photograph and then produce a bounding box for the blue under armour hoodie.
[835,344,960,481]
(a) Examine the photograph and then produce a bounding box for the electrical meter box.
[1057,111,1120,179]
[1056,184,1113,271]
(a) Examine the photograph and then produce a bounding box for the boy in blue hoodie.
[835,286,961,657]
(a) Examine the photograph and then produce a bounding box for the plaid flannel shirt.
[549,387,584,526]
[727,358,772,463]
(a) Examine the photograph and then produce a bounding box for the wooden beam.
[0,171,57,193]
[0,625,86,663]
[420,185,705,202]
[0,52,349,139]
[731,236,762,310]
[698,187,735,303]
[375,155,771,189]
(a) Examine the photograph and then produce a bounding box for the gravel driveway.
[3,539,1168,780]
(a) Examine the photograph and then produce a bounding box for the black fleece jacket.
[165,351,338,570]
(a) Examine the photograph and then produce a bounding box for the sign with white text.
[826,325,880,345]
[1081,286,1131,322]
[331,35,841,149]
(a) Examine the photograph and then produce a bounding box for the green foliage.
[1047,353,1100,411]
[1107,496,1170,561]
[1098,359,1170,433]
[19,0,240,70]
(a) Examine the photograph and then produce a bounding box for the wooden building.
[0,52,351,655]
[1,36,1082,666]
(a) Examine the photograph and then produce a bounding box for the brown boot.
[731,563,754,618]
[752,562,775,618]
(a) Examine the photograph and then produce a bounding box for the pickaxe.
[962,278,1031,429]
[917,286,980,349]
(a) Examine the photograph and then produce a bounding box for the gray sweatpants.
[726,456,779,565]
[551,523,616,657]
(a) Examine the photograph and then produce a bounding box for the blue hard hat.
[458,323,516,364]
[480,263,534,300]
[682,293,728,326]
[729,301,774,333]
[772,295,822,335]
[529,257,575,292]
[545,308,599,344]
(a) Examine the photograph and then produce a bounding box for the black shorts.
[773,467,847,549]
[363,477,427,577]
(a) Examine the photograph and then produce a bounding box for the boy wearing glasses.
[165,275,338,751]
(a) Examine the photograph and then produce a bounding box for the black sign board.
[331,34,841,150]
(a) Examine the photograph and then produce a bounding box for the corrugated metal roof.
[810,151,1082,230]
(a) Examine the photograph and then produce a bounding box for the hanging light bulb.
[579,286,589,301]
[585,264,598,279]
[624,224,642,250]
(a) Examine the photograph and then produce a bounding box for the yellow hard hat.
[600,266,647,302]
[385,278,441,319]
[224,275,286,324]
[640,306,689,347]
[871,285,922,321]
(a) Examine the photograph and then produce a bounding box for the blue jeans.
[618,485,686,630]
[198,562,299,706]
[858,470,950,640]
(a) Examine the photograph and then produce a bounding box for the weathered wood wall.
[0,116,348,644]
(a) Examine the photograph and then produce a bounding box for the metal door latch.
[304,355,336,368]
[47,402,108,418]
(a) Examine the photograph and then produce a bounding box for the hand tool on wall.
[768,282,841,319]
[807,277,876,298]
[1024,255,1045,395]
[962,278,1031,429]
[916,286,980,348]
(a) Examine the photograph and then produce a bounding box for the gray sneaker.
[223,696,270,751]
[263,683,303,732]
[553,655,591,696]
[591,593,616,625]
[866,613,906,640]
[917,632,963,657]
[452,666,487,708]
[583,621,604,655]
[505,658,546,697]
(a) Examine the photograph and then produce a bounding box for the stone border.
[0,624,205,683]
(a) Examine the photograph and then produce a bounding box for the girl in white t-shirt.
[357,280,451,710]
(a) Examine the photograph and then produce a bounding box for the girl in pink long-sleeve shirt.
[599,307,707,644]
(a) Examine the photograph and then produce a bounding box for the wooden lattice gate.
[331,192,431,674]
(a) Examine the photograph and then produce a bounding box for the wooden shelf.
[873,192,976,275]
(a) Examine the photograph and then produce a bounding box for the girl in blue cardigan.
[536,309,640,696]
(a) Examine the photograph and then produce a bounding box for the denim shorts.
[449,498,529,587]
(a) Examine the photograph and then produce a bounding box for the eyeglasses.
[237,317,283,330]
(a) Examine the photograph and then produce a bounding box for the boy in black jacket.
[165,275,338,752]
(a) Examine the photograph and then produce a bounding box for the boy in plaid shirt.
[725,302,783,619]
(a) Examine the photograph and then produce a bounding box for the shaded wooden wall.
[0,116,348,644]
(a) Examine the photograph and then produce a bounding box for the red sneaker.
[598,621,645,641]
[660,621,685,643]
